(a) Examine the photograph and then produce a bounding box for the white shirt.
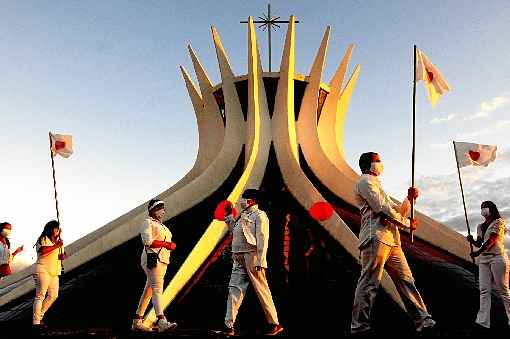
[477,218,507,261]
[140,217,172,265]
[355,174,410,249]
[0,241,11,265]
[35,236,63,276]
[225,205,270,268]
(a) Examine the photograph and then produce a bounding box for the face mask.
[239,198,248,209]
[370,162,384,176]
[1,229,11,237]
[481,208,491,217]
[154,208,166,220]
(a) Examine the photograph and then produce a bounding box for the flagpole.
[49,132,65,273]
[453,141,475,264]
[410,45,417,243]
[49,132,60,223]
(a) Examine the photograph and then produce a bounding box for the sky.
[1,0,509,270]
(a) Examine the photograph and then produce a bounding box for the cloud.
[465,111,488,120]
[455,120,509,141]
[429,142,451,150]
[464,95,509,120]
[496,120,510,129]
[414,150,510,229]
[480,96,508,112]
[456,128,491,139]
[430,114,456,124]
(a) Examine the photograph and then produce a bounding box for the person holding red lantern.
[350,152,436,336]
[220,189,283,336]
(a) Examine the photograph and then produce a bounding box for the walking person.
[0,222,24,279]
[131,199,178,332]
[32,220,64,327]
[468,200,510,330]
[350,152,436,335]
[221,189,284,336]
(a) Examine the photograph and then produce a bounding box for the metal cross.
[241,4,300,71]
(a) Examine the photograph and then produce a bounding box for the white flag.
[454,141,497,168]
[50,133,74,158]
[416,48,450,107]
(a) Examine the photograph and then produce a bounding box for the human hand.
[224,203,233,215]
[409,218,418,231]
[407,187,419,202]
[166,241,177,251]
[55,239,64,247]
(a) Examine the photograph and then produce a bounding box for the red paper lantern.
[308,201,334,221]
[214,200,238,221]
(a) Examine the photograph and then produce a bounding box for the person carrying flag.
[350,152,436,335]
[467,201,510,330]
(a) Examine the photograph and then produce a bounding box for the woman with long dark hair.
[0,222,24,278]
[468,201,510,329]
[131,199,177,332]
[32,220,64,327]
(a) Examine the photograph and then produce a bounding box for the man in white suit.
[350,152,436,336]
[222,189,283,336]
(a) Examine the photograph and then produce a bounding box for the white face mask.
[154,208,166,221]
[481,208,491,218]
[1,229,11,237]
[370,162,384,176]
[239,198,248,210]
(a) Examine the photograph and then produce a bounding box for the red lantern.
[214,200,238,221]
[308,201,334,221]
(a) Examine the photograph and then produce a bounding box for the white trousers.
[225,252,279,328]
[476,254,510,328]
[32,271,59,325]
[351,240,434,333]
[136,260,168,317]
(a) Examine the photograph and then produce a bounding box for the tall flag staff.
[49,132,74,273]
[453,141,497,263]
[411,46,450,242]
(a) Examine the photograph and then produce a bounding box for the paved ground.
[0,325,507,339]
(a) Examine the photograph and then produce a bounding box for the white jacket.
[355,174,410,249]
[140,217,172,265]
[225,205,270,268]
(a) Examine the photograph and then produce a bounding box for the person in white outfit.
[350,152,436,335]
[32,220,64,328]
[467,200,510,330]
[0,222,24,279]
[221,189,283,336]
[131,199,178,332]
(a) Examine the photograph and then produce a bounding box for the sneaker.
[131,318,153,332]
[265,324,284,336]
[416,317,436,334]
[472,322,490,336]
[222,325,236,336]
[156,318,178,332]
[349,328,374,338]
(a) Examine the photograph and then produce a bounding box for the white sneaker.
[156,318,178,332]
[416,317,436,332]
[131,319,153,332]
